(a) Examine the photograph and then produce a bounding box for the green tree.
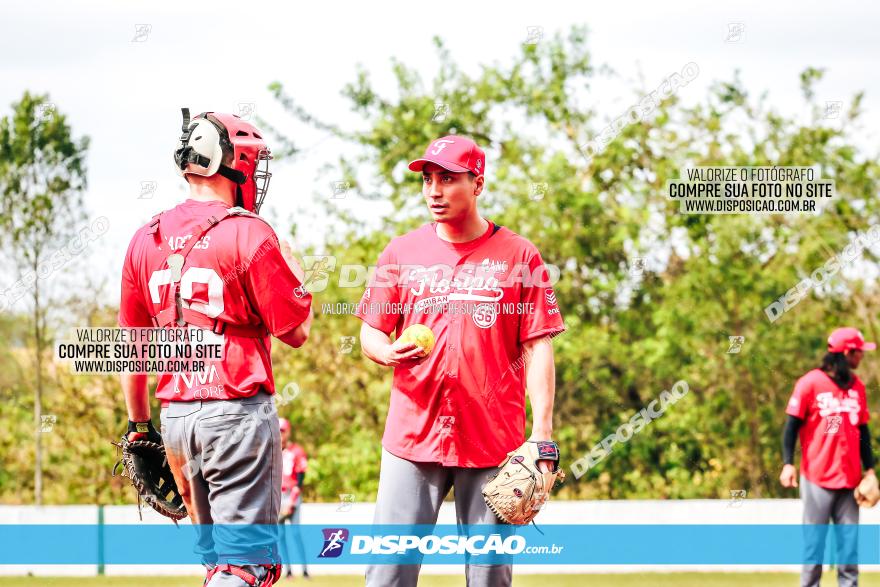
[264,27,880,500]
[0,92,89,504]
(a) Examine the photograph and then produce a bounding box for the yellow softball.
[398,324,436,356]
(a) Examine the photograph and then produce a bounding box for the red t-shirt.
[355,221,565,468]
[785,368,869,489]
[118,199,312,402]
[281,442,308,493]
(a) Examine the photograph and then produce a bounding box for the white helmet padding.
[174,108,241,181]
[175,118,223,177]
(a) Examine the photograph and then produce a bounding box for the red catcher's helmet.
[173,108,273,214]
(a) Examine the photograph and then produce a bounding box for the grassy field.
[0,574,875,587]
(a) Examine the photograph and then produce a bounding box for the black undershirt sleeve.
[782,415,803,465]
[860,424,876,470]
[782,415,875,469]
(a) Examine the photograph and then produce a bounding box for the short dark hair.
[221,147,234,166]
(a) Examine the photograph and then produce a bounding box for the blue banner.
[0,524,877,565]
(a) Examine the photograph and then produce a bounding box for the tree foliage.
[2,30,879,503]
[266,27,880,501]
[0,92,89,503]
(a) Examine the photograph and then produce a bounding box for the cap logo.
[430,139,455,155]
[475,159,482,171]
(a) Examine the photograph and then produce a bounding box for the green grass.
[0,574,875,587]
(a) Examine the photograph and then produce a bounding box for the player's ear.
[472,174,484,197]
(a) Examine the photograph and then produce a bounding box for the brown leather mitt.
[482,440,565,525]
[113,432,187,521]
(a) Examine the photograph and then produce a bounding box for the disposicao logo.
[318,528,349,558]
[316,528,527,558]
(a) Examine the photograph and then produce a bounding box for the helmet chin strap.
[219,166,248,211]
[217,164,246,185]
[180,107,191,134]
[174,108,199,171]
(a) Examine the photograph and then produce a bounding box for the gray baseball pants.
[160,391,281,587]
[801,475,860,587]
[365,448,512,587]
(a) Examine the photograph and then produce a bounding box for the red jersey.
[786,368,869,489]
[281,442,308,493]
[355,221,565,468]
[118,199,312,402]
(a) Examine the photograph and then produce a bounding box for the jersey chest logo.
[815,391,860,426]
[407,258,507,328]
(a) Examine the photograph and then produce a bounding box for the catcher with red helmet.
[117,108,313,587]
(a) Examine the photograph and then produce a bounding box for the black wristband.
[127,420,157,435]
[127,420,161,443]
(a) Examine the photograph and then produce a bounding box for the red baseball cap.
[827,327,876,353]
[408,135,486,176]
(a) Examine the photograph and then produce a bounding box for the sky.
[1,0,878,310]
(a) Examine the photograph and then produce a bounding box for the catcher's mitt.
[854,473,880,508]
[112,425,187,522]
[482,440,565,525]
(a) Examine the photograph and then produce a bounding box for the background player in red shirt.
[779,327,876,587]
[356,136,565,586]
[278,417,309,579]
[118,109,313,587]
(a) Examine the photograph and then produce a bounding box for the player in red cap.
[780,327,876,587]
[278,417,310,579]
[118,109,313,587]
[356,135,565,586]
